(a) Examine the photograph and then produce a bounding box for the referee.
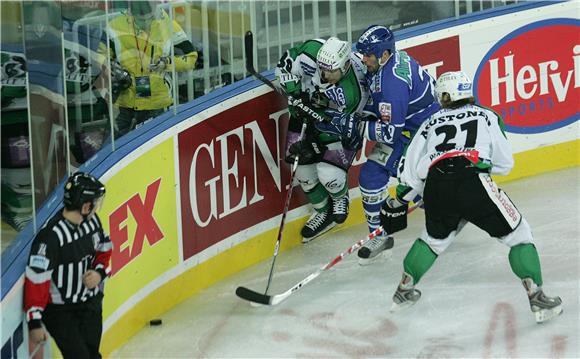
[24,172,112,358]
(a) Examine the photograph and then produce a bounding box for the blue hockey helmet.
[356,25,395,60]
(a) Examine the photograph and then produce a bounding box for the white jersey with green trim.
[399,104,514,194]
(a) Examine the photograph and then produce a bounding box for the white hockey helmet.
[316,37,351,75]
[435,71,473,103]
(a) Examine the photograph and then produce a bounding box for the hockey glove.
[363,120,400,145]
[288,138,326,165]
[380,197,408,234]
[315,110,364,150]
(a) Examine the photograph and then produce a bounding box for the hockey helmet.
[63,172,106,211]
[356,25,395,60]
[435,71,473,104]
[317,37,351,75]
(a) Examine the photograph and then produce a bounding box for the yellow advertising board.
[98,138,179,326]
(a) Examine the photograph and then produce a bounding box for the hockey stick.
[30,342,43,358]
[244,30,329,125]
[263,121,307,294]
[236,201,423,305]
[244,29,309,295]
[244,31,278,92]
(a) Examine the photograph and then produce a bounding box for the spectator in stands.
[106,1,197,137]
[24,172,111,358]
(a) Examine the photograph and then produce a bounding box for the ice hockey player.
[275,36,369,243]
[317,25,440,263]
[383,71,563,323]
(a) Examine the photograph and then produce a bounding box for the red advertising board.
[178,93,309,258]
[404,35,461,78]
[475,19,580,133]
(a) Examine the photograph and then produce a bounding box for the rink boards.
[1,1,578,357]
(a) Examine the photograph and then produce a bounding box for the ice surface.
[112,168,579,358]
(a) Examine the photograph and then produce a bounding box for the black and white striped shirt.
[24,211,112,328]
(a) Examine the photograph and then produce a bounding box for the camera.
[111,61,132,102]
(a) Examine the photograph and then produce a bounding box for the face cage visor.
[92,194,105,213]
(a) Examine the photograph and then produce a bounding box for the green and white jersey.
[276,39,369,117]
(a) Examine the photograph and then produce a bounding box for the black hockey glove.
[380,197,408,235]
[288,137,326,165]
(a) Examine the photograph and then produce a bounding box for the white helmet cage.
[435,71,473,103]
[316,37,351,75]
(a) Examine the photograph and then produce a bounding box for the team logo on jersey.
[474,19,579,133]
[393,51,412,87]
[379,102,391,122]
[1,51,27,87]
[30,255,50,270]
[324,87,346,107]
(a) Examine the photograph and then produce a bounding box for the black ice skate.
[522,278,563,323]
[357,233,394,265]
[331,192,350,224]
[301,206,336,243]
[390,272,422,312]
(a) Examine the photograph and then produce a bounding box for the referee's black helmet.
[63,172,106,211]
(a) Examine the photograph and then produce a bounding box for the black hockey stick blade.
[244,30,278,92]
[244,30,254,73]
[236,286,271,305]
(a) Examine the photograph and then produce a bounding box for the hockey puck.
[149,319,162,326]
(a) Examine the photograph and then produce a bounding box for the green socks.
[402,240,543,288]
[509,243,543,286]
[403,239,438,285]
[305,183,330,213]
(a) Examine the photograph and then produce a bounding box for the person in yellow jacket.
[107,1,197,136]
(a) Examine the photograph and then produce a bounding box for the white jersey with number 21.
[399,104,515,194]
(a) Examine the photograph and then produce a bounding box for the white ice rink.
[112,167,579,358]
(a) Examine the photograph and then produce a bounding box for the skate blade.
[535,305,563,323]
[357,249,392,266]
[301,222,337,244]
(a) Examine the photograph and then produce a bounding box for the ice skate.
[522,278,563,323]
[390,272,421,312]
[331,192,350,224]
[301,207,336,243]
[357,233,393,265]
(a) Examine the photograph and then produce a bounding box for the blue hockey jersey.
[365,50,440,143]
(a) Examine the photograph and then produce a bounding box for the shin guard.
[403,239,438,285]
[509,243,543,286]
